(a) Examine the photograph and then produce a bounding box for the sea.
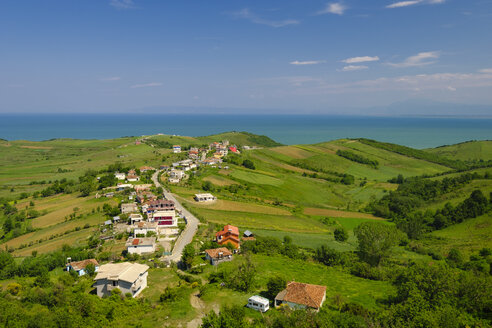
[0,114,491,149]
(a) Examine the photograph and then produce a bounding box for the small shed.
[243,230,254,237]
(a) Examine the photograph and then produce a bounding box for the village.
[63,139,327,314]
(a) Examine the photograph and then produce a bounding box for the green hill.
[426,140,492,161]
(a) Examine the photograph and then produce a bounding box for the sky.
[0,0,491,114]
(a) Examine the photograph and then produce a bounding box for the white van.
[247,295,270,312]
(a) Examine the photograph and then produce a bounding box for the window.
[112,281,118,287]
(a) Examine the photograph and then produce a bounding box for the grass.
[187,199,291,216]
[422,213,492,256]
[202,174,238,186]
[303,208,383,220]
[426,140,492,161]
[209,254,394,310]
[229,169,284,186]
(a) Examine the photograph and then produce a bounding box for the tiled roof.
[216,224,239,237]
[205,247,232,259]
[67,259,99,271]
[276,282,326,309]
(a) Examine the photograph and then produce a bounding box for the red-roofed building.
[215,224,240,249]
[275,282,327,311]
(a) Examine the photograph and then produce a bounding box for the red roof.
[132,239,140,245]
[276,282,326,309]
[216,224,239,238]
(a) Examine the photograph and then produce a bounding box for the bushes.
[334,227,348,242]
[336,150,379,169]
[242,159,255,170]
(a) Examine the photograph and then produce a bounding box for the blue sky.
[0,0,491,114]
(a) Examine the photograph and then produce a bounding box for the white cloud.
[387,51,440,68]
[386,1,421,8]
[317,2,347,15]
[130,82,162,88]
[232,8,299,28]
[386,0,445,8]
[341,65,369,71]
[342,56,380,64]
[479,68,492,74]
[110,0,135,9]
[101,77,121,81]
[290,60,325,65]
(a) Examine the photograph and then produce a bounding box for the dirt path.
[187,291,219,328]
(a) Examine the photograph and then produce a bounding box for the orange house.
[215,225,240,249]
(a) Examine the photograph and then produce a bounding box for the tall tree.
[354,222,402,266]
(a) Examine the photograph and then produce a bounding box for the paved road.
[151,170,199,263]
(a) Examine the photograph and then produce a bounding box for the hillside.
[0,134,491,327]
[426,140,492,161]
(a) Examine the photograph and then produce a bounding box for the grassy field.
[422,213,492,256]
[426,140,492,161]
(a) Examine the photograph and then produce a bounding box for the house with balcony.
[152,210,177,227]
[215,224,240,249]
[94,262,149,298]
[126,237,156,255]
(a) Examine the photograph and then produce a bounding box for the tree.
[201,305,248,328]
[315,245,345,266]
[227,256,256,292]
[181,244,195,270]
[354,222,402,266]
[242,159,255,170]
[266,276,286,300]
[334,227,348,242]
[85,263,96,276]
[202,181,214,192]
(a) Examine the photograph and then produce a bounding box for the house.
[113,216,121,223]
[104,220,112,226]
[173,145,181,153]
[169,169,185,179]
[215,224,240,249]
[168,177,180,184]
[133,221,158,237]
[116,183,133,191]
[247,295,270,312]
[229,146,238,153]
[243,230,256,241]
[205,247,233,265]
[136,192,156,204]
[146,199,175,215]
[275,282,327,311]
[115,172,126,180]
[139,166,155,173]
[94,262,149,298]
[104,192,114,198]
[134,184,152,192]
[121,203,138,214]
[66,259,99,276]
[127,169,140,182]
[194,193,216,202]
[129,213,144,224]
[152,210,177,227]
[160,165,170,171]
[126,237,156,255]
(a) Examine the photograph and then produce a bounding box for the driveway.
[151,170,199,263]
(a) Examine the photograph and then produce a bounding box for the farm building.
[94,262,149,298]
[66,259,99,276]
[126,237,156,255]
[204,247,233,265]
[215,224,240,249]
[194,193,216,202]
[247,295,270,312]
[275,282,326,312]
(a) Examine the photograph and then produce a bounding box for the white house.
[204,247,233,265]
[168,177,180,184]
[169,169,185,179]
[194,193,216,202]
[133,221,158,237]
[173,145,181,153]
[66,259,99,276]
[247,295,270,313]
[94,262,149,298]
[152,210,177,227]
[129,213,144,225]
[126,237,156,255]
[115,172,126,180]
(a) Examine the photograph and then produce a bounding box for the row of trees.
[336,150,379,169]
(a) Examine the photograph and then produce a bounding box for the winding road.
[151,170,199,263]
